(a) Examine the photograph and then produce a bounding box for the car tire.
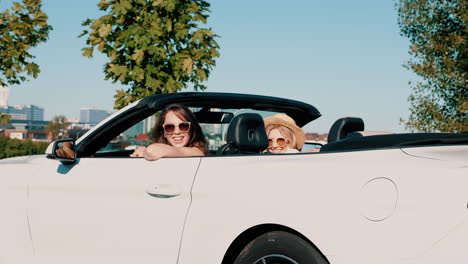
[233,231,327,264]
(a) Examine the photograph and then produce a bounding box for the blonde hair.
[266,124,298,150]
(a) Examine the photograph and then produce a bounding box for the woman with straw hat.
[263,113,306,153]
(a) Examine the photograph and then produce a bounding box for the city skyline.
[1,86,111,121]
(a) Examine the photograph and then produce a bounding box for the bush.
[0,136,49,159]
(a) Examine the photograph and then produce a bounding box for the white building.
[0,86,9,108]
[80,108,110,124]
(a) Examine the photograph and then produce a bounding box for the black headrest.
[328,117,364,143]
[226,113,269,153]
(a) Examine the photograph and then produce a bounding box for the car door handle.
[145,184,182,198]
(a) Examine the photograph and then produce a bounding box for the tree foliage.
[0,0,52,87]
[0,112,11,125]
[0,135,49,159]
[46,115,70,140]
[80,0,220,109]
[397,0,467,132]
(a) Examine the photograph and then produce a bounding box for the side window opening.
[94,107,304,157]
[95,115,156,156]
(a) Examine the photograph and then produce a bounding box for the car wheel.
[233,231,327,264]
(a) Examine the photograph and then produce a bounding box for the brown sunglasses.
[163,122,191,134]
[268,137,288,147]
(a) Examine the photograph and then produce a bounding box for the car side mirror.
[47,139,77,164]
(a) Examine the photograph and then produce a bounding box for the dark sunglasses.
[163,122,191,134]
[268,137,288,147]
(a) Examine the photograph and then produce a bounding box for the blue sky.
[2,0,414,133]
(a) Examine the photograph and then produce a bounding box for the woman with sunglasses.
[264,114,306,153]
[131,104,208,160]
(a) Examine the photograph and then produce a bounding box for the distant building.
[0,104,45,121]
[124,121,144,138]
[0,86,45,121]
[60,118,89,140]
[68,128,89,140]
[0,86,9,108]
[80,108,110,124]
[1,119,51,141]
[305,132,328,144]
[143,115,157,135]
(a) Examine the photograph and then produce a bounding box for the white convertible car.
[1,92,467,264]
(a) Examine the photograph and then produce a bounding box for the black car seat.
[216,113,269,155]
[327,117,364,143]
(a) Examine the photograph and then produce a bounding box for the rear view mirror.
[195,111,234,124]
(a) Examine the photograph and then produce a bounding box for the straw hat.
[264,114,306,149]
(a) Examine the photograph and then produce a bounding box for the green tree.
[0,135,49,159]
[80,0,220,109]
[396,0,467,132]
[0,112,11,125]
[46,115,70,140]
[0,0,52,87]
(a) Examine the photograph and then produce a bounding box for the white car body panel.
[26,157,200,263]
[0,156,38,257]
[179,147,468,264]
[2,147,466,264]
[401,145,468,162]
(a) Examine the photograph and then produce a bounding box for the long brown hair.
[152,104,208,155]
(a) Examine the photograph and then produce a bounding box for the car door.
[28,156,201,263]
[0,158,36,258]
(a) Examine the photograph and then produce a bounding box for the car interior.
[216,113,269,155]
[74,91,468,158]
[74,93,321,158]
[91,108,275,157]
